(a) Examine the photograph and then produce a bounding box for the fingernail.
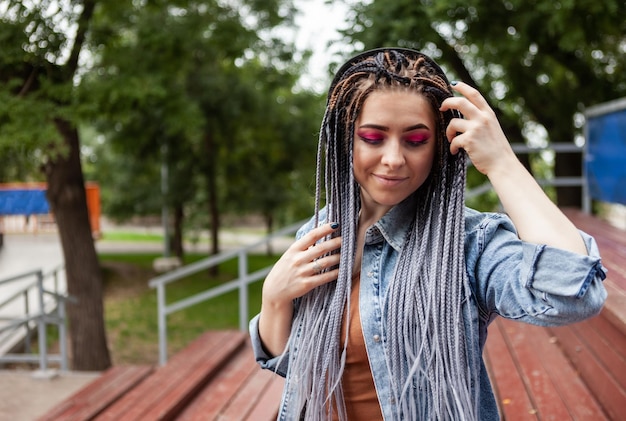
[330,222,339,229]
[450,80,458,86]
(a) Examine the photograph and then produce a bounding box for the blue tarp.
[0,189,50,215]
[586,101,626,205]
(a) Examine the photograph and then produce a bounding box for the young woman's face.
[353,90,437,215]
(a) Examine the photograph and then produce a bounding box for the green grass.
[100,232,164,242]
[100,252,278,364]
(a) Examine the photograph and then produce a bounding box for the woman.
[249,48,607,420]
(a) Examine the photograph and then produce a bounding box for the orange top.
[333,275,384,420]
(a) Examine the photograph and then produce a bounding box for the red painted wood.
[217,364,277,419]
[94,330,245,421]
[548,324,626,420]
[502,319,607,420]
[244,375,285,421]
[39,365,153,421]
[572,317,626,389]
[499,319,572,419]
[484,318,538,420]
[176,345,260,420]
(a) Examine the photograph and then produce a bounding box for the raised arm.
[440,82,587,255]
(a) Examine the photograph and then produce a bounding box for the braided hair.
[285,48,480,420]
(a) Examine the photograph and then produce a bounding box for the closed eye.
[357,131,384,144]
[405,132,431,146]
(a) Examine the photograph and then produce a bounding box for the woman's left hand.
[440,81,588,255]
[440,82,518,178]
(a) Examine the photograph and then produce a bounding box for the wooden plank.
[95,330,245,421]
[572,317,626,390]
[502,319,607,420]
[216,363,277,420]
[604,282,626,337]
[39,365,153,421]
[548,324,626,420]
[243,375,284,421]
[133,330,245,421]
[484,318,538,420]
[176,345,260,420]
[498,319,572,419]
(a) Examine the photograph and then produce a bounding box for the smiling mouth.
[373,174,408,186]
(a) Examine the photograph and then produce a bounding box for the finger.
[449,81,491,110]
[310,253,341,275]
[297,222,340,250]
[449,133,465,155]
[305,236,342,265]
[445,117,471,143]
[440,96,478,121]
[306,267,341,290]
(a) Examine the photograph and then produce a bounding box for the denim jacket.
[249,201,607,420]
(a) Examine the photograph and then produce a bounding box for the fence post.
[23,289,32,353]
[238,251,248,332]
[36,271,48,373]
[157,284,168,365]
[58,297,68,371]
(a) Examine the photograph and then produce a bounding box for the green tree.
[0,0,111,370]
[85,0,315,257]
[340,0,626,207]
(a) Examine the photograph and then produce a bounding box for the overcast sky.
[293,0,350,91]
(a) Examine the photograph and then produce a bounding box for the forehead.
[358,90,436,125]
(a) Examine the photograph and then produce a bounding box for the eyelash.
[357,133,430,146]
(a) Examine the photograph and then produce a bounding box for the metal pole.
[36,271,47,372]
[238,251,248,332]
[58,298,68,371]
[582,123,592,214]
[157,284,168,365]
[24,290,31,353]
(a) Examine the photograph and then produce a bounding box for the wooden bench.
[43,330,284,421]
[176,345,284,420]
[484,208,626,420]
[39,365,154,421]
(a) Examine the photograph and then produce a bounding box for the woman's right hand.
[258,222,341,356]
[263,222,342,307]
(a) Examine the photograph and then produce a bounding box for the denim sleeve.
[466,211,607,326]
[249,314,289,377]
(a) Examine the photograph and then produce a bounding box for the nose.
[380,141,405,169]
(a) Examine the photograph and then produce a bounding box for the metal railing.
[148,220,305,365]
[0,265,69,373]
[466,142,589,211]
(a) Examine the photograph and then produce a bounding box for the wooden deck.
[42,209,625,420]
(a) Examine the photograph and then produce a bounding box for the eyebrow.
[357,123,431,132]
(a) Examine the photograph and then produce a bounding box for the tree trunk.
[204,131,220,277]
[45,118,111,371]
[265,213,274,256]
[171,204,184,259]
[204,132,220,256]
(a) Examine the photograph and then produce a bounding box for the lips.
[373,174,408,186]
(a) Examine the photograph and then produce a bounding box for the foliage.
[339,0,626,207]
[81,0,322,247]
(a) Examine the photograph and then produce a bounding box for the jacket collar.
[364,195,417,252]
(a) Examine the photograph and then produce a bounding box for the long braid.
[285,49,479,420]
